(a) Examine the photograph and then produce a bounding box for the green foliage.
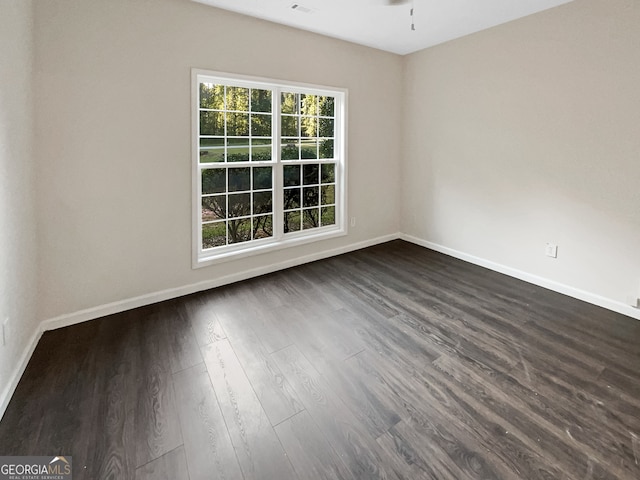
[200,83,225,109]
[321,206,336,226]
[281,144,299,160]
[226,86,249,111]
[201,84,273,139]
[226,151,271,162]
[284,211,301,233]
[319,96,335,116]
[228,218,251,244]
[321,184,335,205]
[303,186,319,208]
[202,169,225,194]
[251,89,272,113]
[321,163,335,183]
[253,166,272,189]
[200,111,224,136]
[301,94,318,138]
[284,165,300,187]
[202,222,226,249]
[320,139,334,159]
[281,92,298,115]
[281,144,317,160]
[303,209,319,229]
[251,114,271,136]
[253,215,273,239]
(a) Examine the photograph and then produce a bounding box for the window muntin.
[194,71,346,266]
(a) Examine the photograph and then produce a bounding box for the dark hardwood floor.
[1,240,639,479]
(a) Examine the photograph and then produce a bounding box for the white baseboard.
[0,325,43,422]
[41,233,400,332]
[400,233,640,321]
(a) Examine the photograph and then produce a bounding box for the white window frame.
[192,69,348,268]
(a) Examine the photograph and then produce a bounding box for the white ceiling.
[192,0,574,55]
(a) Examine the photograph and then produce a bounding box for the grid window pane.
[281,142,300,161]
[200,111,224,136]
[251,89,272,113]
[251,114,271,136]
[281,116,298,137]
[319,118,334,137]
[203,222,226,249]
[321,206,336,226]
[253,167,272,190]
[254,214,273,239]
[303,164,319,185]
[303,209,319,229]
[200,138,225,163]
[228,193,251,218]
[301,94,318,114]
[226,138,249,162]
[319,96,335,116]
[284,188,301,209]
[321,184,335,205]
[284,211,301,233]
[303,186,319,208]
[320,139,334,159]
[301,142,318,159]
[228,168,250,192]
[200,83,225,110]
[251,140,271,161]
[284,165,301,186]
[253,191,272,214]
[226,112,249,136]
[202,196,226,221]
[321,163,335,183]
[226,87,249,112]
[281,93,298,114]
[228,218,251,243]
[301,117,316,138]
[202,169,226,194]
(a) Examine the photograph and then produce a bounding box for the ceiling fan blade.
[384,0,410,5]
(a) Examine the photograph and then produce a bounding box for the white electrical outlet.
[626,296,640,308]
[350,217,356,227]
[2,317,8,347]
[545,243,558,258]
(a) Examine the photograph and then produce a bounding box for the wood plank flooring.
[1,240,639,479]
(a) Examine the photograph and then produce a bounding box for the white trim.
[0,325,43,422]
[192,69,348,268]
[42,233,398,332]
[196,227,346,267]
[191,68,200,269]
[192,68,348,96]
[400,233,640,321]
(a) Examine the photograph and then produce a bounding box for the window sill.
[193,226,347,269]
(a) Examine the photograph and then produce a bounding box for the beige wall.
[0,0,38,411]
[33,0,403,320]
[402,0,640,308]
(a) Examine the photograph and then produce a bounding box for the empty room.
[1,0,639,478]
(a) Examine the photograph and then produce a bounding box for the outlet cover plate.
[1,317,7,347]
